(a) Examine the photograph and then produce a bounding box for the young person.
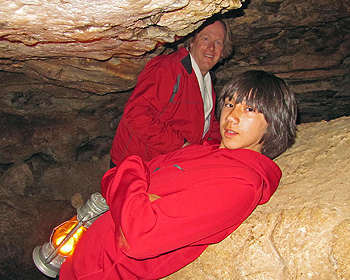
[110,19,233,167]
[60,70,297,280]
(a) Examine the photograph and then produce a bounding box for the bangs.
[220,70,288,117]
[233,88,266,113]
[222,83,273,115]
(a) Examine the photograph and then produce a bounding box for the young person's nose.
[225,107,240,124]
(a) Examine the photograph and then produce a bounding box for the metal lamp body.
[33,193,109,278]
[33,242,66,278]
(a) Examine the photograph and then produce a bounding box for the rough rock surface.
[0,0,242,94]
[0,157,109,280]
[164,116,350,280]
[214,0,350,123]
[0,0,242,60]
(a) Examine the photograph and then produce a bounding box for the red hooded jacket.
[110,47,221,166]
[60,143,281,279]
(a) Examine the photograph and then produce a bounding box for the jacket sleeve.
[101,155,263,260]
[121,58,186,153]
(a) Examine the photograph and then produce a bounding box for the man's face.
[219,97,268,153]
[189,21,225,76]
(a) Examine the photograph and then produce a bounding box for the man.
[110,19,233,167]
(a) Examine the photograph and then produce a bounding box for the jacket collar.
[180,52,192,75]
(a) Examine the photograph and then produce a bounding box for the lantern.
[33,192,109,278]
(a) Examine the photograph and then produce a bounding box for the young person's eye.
[245,106,256,112]
[224,102,234,108]
[215,41,223,46]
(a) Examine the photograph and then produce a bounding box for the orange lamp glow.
[51,215,87,257]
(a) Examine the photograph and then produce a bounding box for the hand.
[182,141,192,148]
[148,193,161,201]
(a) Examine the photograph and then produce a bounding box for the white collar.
[189,53,211,92]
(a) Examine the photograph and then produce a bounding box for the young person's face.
[219,97,268,152]
[189,21,225,77]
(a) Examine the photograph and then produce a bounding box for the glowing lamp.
[33,192,109,278]
[51,215,87,257]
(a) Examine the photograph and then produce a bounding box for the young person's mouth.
[224,129,238,137]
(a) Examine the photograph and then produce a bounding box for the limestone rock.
[0,94,123,164]
[0,0,242,94]
[0,155,109,279]
[214,0,350,123]
[165,116,350,280]
[0,161,34,196]
[0,0,242,60]
[37,157,108,202]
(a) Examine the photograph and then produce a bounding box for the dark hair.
[219,70,298,159]
[184,19,233,59]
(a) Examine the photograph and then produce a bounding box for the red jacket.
[60,144,281,280]
[110,47,221,166]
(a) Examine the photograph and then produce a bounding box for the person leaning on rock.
[60,70,298,280]
[110,18,233,167]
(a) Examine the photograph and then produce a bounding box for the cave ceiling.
[0,0,243,93]
[1,0,242,60]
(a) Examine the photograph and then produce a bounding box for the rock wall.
[214,0,350,123]
[164,116,350,280]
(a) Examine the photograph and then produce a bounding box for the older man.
[110,19,233,167]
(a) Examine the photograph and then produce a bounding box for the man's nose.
[208,42,215,51]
